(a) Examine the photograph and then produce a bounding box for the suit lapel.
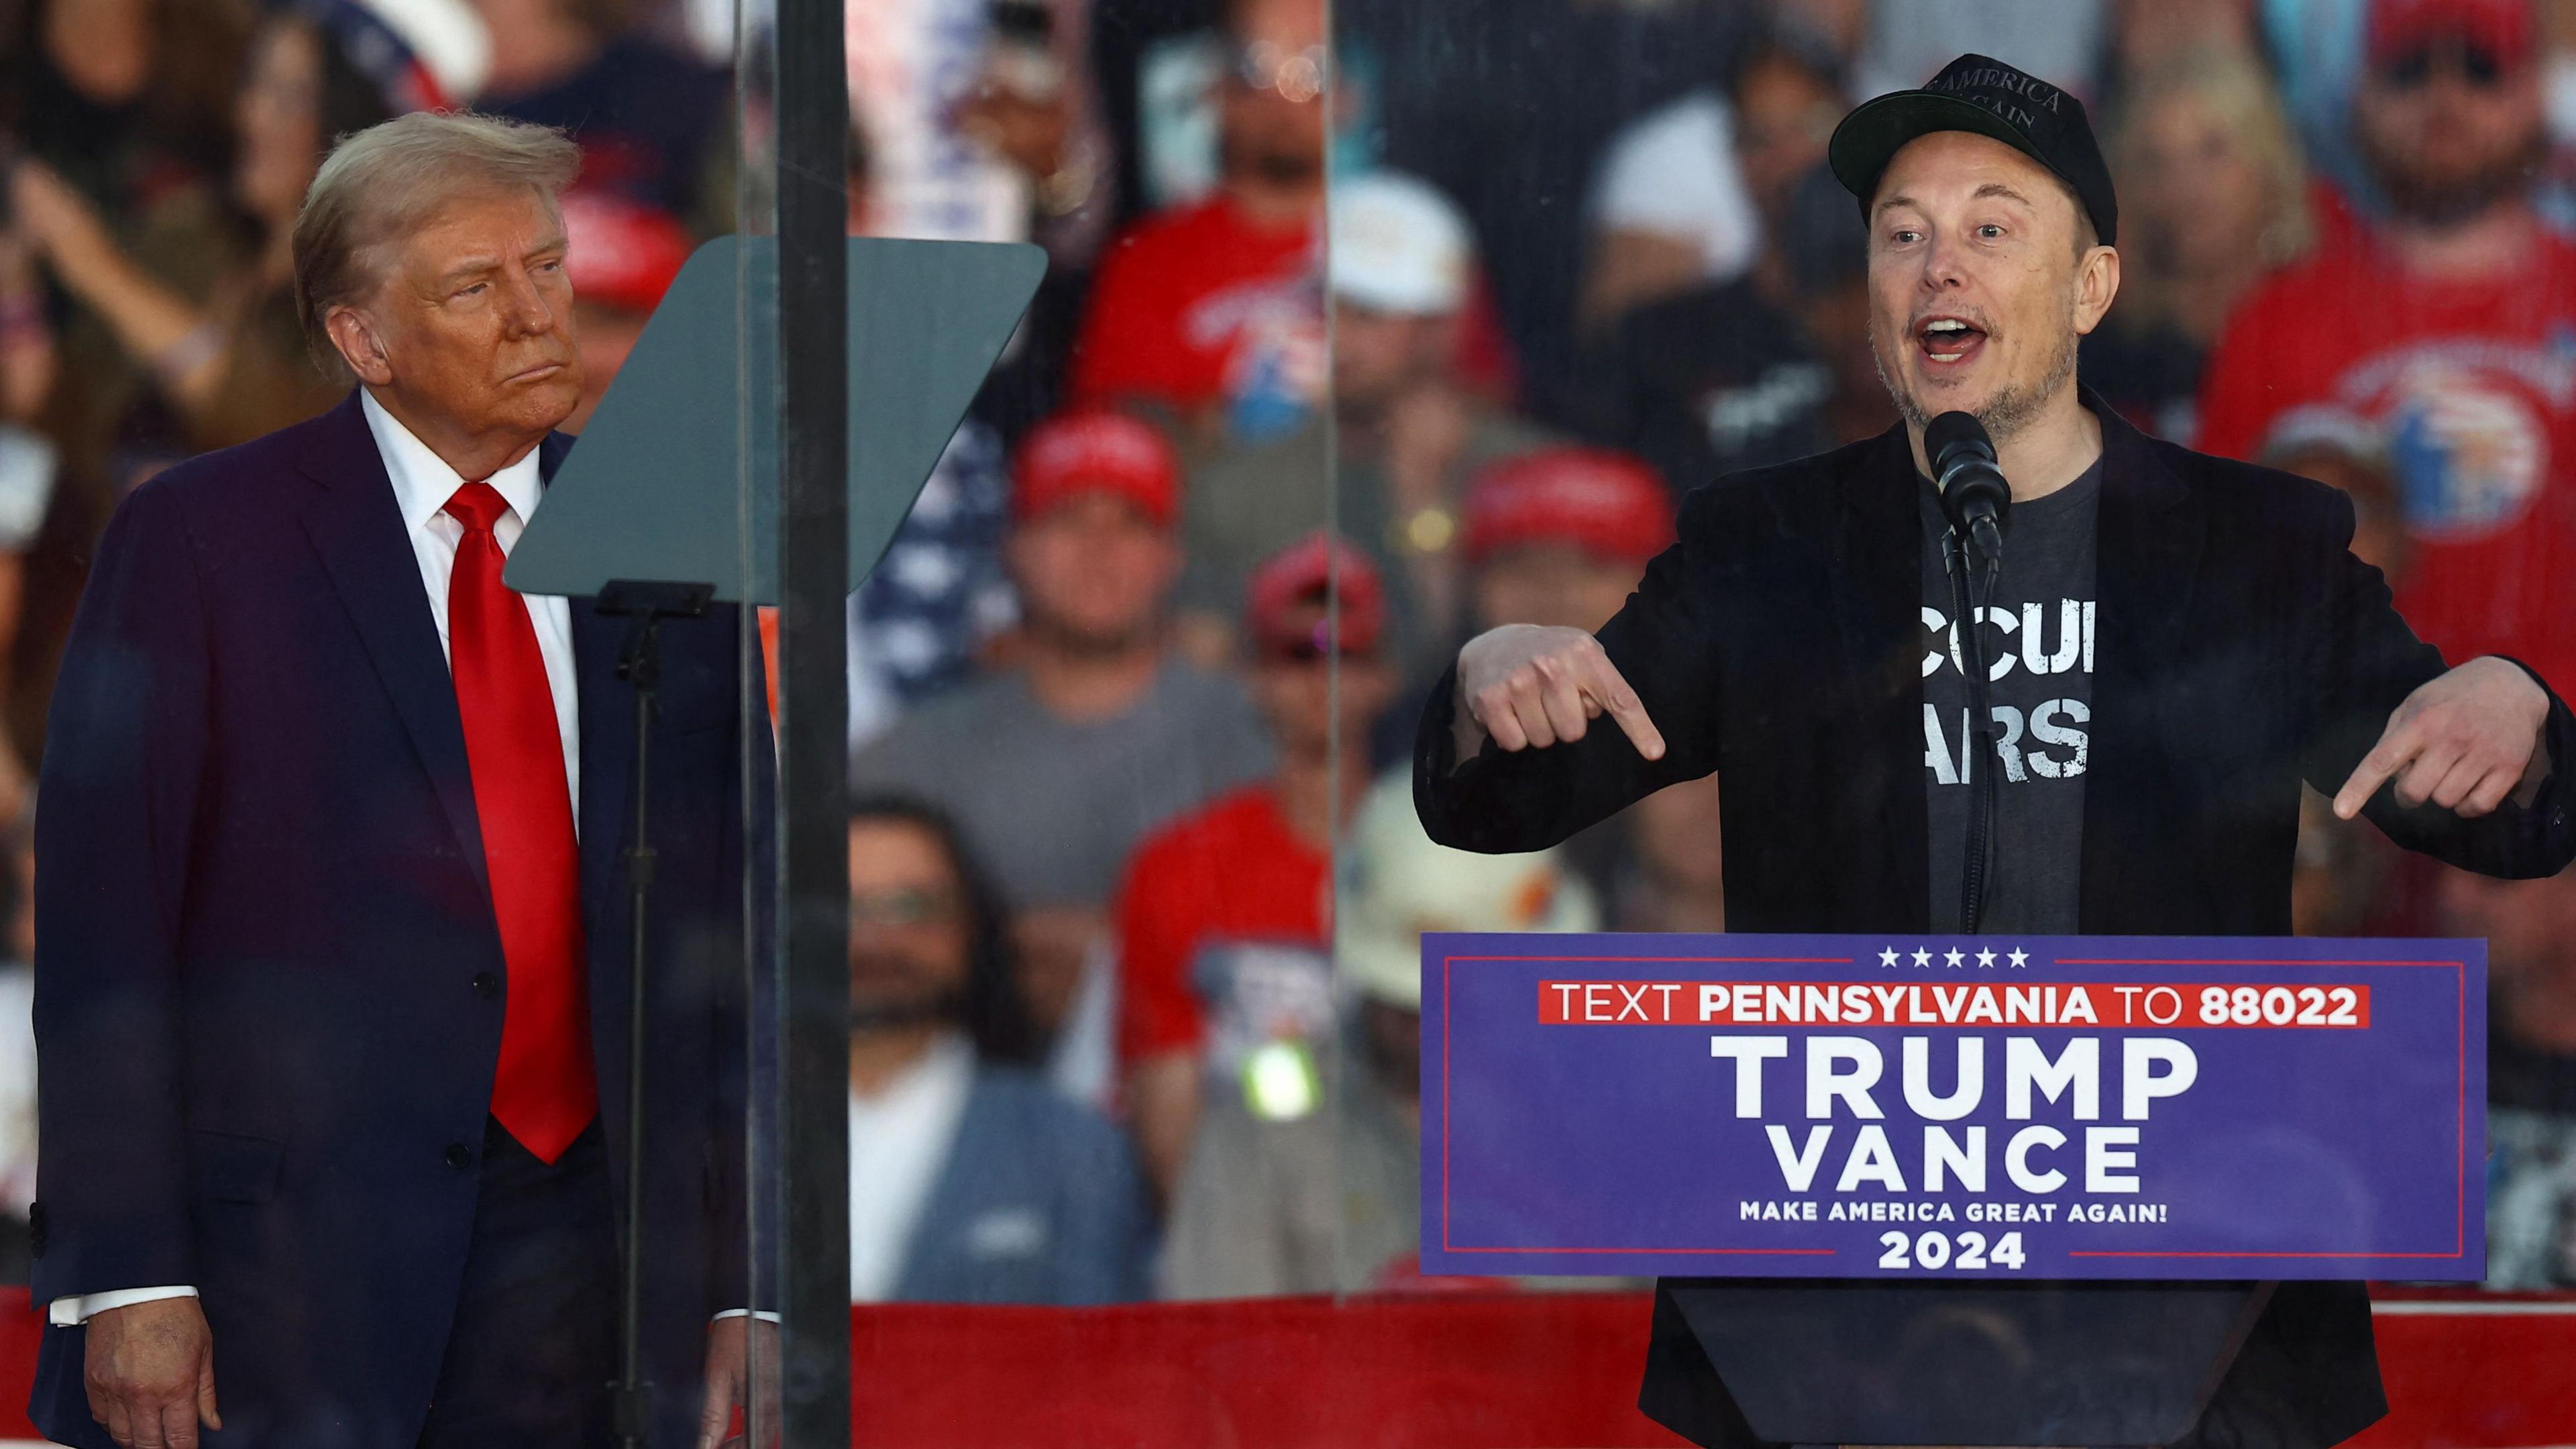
[2078,395,2206,930]
[1827,425,1933,930]
[295,394,493,902]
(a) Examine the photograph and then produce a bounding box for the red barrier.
[0,1288,2567,1446]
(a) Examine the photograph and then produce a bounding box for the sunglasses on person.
[2378,41,2510,89]
[1234,40,1328,103]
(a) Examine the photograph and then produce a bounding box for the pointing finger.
[1586,654,1666,761]
[2332,720,2418,820]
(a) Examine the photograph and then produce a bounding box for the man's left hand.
[698,1316,780,1449]
[2334,656,2551,820]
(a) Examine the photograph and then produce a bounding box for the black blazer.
[29,394,769,1449]
[1414,396,2576,1449]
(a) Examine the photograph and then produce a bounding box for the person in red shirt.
[2198,0,2576,696]
[1114,533,1393,1199]
[1066,0,1326,442]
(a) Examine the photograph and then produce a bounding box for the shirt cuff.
[711,1309,782,1324]
[49,1285,199,1327]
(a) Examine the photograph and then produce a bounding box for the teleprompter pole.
[596,579,714,1449]
[774,0,852,1441]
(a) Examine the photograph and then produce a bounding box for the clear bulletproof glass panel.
[1320,1,2576,1448]
[809,0,2569,1440]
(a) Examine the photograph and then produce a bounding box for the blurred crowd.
[0,0,2573,1305]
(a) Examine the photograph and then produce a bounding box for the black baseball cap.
[1828,53,2118,247]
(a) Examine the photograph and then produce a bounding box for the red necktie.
[444,480,596,1163]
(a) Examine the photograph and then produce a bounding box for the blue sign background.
[1421,934,2486,1281]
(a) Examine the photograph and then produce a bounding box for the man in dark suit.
[31,112,767,1449]
[1415,55,2576,1449]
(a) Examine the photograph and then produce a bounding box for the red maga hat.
[1462,447,1674,567]
[1246,532,1386,657]
[560,191,694,316]
[2368,0,2536,67]
[1010,411,1181,529]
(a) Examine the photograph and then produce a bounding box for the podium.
[1424,932,2485,1447]
[1648,1280,2290,1447]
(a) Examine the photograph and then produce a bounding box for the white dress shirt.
[847,1034,974,1303]
[49,392,585,1328]
[364,389,581,808]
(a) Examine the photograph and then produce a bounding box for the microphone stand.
[596,577,714,1449]
[1944,528,2002,933]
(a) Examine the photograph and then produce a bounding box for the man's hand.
[2334,656,2551,820]
[1455,624,1666,761]
[699,1315,781,1449]
[84,1297,218,1449]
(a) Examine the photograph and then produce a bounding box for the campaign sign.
[1421,934,2485,1281]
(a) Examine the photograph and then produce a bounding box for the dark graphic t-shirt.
[1921,459,2101,932]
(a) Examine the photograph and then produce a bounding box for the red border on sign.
[1435,952,2471,1265]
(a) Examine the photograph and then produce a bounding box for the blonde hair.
[291,111,583,365]
[2106,47,2314,325]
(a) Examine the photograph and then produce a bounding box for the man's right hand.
[85,1297,219,1449]
[1454,625,1666,762]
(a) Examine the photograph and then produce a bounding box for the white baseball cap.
[1334,769,1599,1010]
[1328,170,1475,317]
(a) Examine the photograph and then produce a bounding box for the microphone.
[1925,411,2010,566]
[1925,412,2008,932]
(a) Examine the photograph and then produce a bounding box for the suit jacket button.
[471,972,500,1000]
[443,1142,474,1170]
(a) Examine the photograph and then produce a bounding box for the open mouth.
[1915,317,1988,367]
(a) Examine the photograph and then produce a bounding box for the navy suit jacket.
[891,1066,1150,1307]
[28,393,768,1448]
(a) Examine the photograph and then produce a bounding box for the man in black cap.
[1415,53,2576,1449]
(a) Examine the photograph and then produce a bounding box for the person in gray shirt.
[852,410,1271,1055]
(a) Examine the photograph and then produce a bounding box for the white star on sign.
[1976,948,1996,969]
[2008,948,2029,969]
[1911,948,1932,968]
[1943,948,1965,968]
[1879,948,1899,967]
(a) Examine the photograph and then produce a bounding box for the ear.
[2072,245,2121,338]
[323,305,394,388]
